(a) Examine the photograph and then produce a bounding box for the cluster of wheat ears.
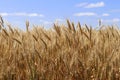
[0,16,120,80]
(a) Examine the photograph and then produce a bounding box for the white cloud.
[76,2,105,8]
[39,20,52,25]
[102,18,120,23]
[55,18,64,22]
[0,12,44,17]
[85,2,104,8]
[28,13,44,17]
[75,3,88,7]
[113,18,120,22]
[102,13,109,16]
[54,18,65,25]
[43,21,52,25]
[110,9,120,12]
[28,13,38,17]
[13,12,27,16]
[0,13,9,16]
[74,12,97,17]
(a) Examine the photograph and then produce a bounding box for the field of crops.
[0,17,120,80]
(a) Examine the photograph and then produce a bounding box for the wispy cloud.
[55,18,64,22]
[0,13,9,16]
[74,12,110,18]
[76,1,105,8]
[0,12,44,17]
[110,9,120,12]
[74,12,97,17]
[54,18,65,25]
[113,18,120,22]
[85,2,104,8]
[102,18,120,23]
[39,20,52,25]
[102,13,109,16]
[75,3,88,7]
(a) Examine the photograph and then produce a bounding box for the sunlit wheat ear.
[71,22,76,32]
[26,20,29,32]
[67,19,71,30]
[77,22,83,34]
[0,16,4,30]
[41,30,51,41]
[32,34,38,41]
[7,24,14,34]
[85,24,90,33]
[2,29,9,37]
[0,16,4,25]
[12,37,22,45]
[40,38,47,49]
[54,24,61,36]
[98,19,102,27]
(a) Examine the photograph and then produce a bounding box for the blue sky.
[0,0,120,29]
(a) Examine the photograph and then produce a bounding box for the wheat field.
[0,17,120,80]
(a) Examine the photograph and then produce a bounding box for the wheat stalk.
[26,21,29,32]
[2,29,9,37]
[12,37,22,45]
